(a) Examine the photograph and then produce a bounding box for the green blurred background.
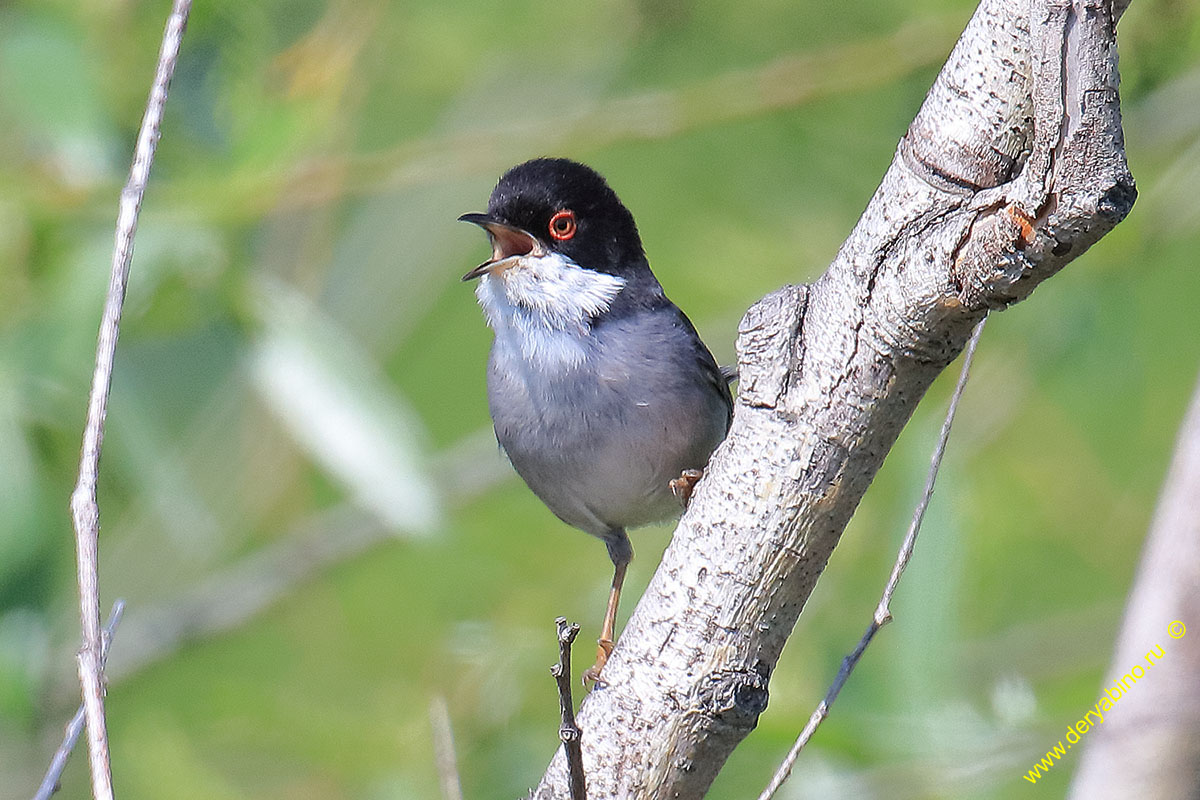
[2,0,1198,797]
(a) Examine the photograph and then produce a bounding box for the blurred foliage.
[1,0,1198,797]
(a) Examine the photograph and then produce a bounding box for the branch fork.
[66,2,192,798]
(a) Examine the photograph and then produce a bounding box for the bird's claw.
[670,469,704,508]
[582,637,615,686]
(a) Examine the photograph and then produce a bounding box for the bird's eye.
[548,210,577,241]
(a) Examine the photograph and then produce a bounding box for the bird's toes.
[581,664,609,687]
[670,468,705,508]
[582,638,615,687]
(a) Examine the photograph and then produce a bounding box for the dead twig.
[68,2,191,797]
[551,618,586,800]
[758,316,987,800]
[34,601,126,800]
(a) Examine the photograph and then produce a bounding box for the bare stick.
[34,602,126,800]
[758,316,987,800]
[551,618,586,800]
[428,696,464,800]
[68,3,191,798]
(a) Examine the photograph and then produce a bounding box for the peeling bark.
[533,0,1135,796]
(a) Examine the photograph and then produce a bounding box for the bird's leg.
[670,468,705,508]
[583,559,627,685]
[584,533,632,685]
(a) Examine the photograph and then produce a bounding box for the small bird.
[460,158,732,682]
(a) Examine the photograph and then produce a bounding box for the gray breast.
[486,307,729,540]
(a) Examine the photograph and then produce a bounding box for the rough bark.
[1066,374,1200,800]
[532,0,1135,797]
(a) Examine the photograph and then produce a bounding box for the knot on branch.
[953,203,1039,310]
[954,157,1136,311]
[694,663,771,730]
[1095,178,1137,225]
[736,285,808,410]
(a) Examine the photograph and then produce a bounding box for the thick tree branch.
[533,0,1134,796]
[758,316,986,800]
[69,2,190,797]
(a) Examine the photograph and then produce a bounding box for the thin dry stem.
[69,2,191,797]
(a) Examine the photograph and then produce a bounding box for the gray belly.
[486,330,728,538]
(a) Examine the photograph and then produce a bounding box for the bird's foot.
[670,469,704,508]
[582,637,615,686]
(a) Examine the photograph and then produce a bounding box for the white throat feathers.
[476,251,626,370]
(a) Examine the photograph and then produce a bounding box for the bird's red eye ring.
[548,210,577,241]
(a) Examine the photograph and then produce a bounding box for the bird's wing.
[668,304,734,432]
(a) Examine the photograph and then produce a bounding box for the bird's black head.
[459,158,650,281]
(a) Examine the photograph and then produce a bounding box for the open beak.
[458,213,543,281]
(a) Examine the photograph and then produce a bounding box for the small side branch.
[34,602,126,800]
[758,317,987,800]
[68,2,191,798]
[550,618,586,800]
